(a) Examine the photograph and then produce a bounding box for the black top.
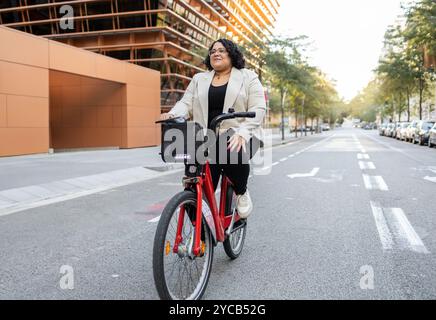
[208,83,228,129]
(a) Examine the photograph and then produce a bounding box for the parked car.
[404,120,419,142]
[362,122,375,130]
[392,122,408,139]
[391,123,399,138]
[379,123,388,136]
[385,123,396,137]
[429,123,436,148]
[321,124,330,131]
[396,122,410,141]
[412,120,435,145]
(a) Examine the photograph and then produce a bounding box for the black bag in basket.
[160,119,204,164]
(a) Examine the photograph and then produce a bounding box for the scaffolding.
[0,0,280,109]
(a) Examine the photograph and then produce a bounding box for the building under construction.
[0,0,280,110]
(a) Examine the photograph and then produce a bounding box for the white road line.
[280,158,287,162]
[424,176,436,183]
[370,202,394,250]
[359,161,376,170]
[259,166,272,171]
[388,208,429,254]
[357,154,370,160]
[363,175,389,191]
[272,162,280,166]
[288,168,320,179]
[389,208,429,254]
[370,202,429,254]
[148,215,161,223]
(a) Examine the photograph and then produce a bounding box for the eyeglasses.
[209,48,227,56]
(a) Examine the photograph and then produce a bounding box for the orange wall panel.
[126,84,160,107]
[97,106,113,128]
[61,86,82,109]
[6,95,49,128]
[112,106,125,128]
[79,128,122,148]
[0,94,6,127]
[0,26,160,156]
[124,127,159,148]
[0,61,49,98]
[50,70,82,87]
[125,106,149,127]
[0,26,49,69]
[49,41,97,78]
[0,128,48,156]
[96,57,127,84]
[81,106,98,128]
[126,63,160,87]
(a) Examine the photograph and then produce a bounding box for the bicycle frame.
[173,161,241,257]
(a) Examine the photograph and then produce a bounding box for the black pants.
[209,131,260,195]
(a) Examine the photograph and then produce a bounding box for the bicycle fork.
[172,181,204,258]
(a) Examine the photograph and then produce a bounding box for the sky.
[275,0,408,101]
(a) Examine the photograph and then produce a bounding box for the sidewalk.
[0,130,301,216]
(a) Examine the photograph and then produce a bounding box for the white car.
[321,124,330,131]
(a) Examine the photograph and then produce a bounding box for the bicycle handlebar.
[209,110,256,132]
[155,116,185,124]
[155,109,256,133]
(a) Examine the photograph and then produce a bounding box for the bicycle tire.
[153,191,214,300]
[223,186,247,260]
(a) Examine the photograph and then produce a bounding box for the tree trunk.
[295,108,298,138]
[407,87,410,122]
[304,115,307,136]
[419,78,424,120]
[280,90,285,141]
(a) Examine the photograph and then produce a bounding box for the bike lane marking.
[370,201,429,254]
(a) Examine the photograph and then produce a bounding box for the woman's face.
[209,42,232,72]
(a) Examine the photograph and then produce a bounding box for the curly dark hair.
[203,38,246,71]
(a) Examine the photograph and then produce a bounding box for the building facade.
[0,25,161,156]
[0,0,280,110]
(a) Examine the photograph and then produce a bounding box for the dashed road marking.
[370,202,394,250]
[359,161,376,170]
[357,154,370,160]
[288,168,320,179]
[370,202,429,254]
[363,174,389,191]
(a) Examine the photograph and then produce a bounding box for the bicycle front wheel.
[152,191,214,300]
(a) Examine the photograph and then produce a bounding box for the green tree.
[403,0,436,119]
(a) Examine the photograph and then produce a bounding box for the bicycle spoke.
[157,196,212,300]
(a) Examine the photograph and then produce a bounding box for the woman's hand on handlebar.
[228,134,246,153]
[160,113,174,121]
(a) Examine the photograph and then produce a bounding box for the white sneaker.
[237,190,253,219]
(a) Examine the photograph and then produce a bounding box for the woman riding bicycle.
[160,39,266,219]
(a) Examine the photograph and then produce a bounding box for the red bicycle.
[153,110,256,300]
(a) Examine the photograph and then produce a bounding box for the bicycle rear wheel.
[153,191,214,300]
[223,186,247,259]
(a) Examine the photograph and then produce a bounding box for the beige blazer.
[168,67,266,143]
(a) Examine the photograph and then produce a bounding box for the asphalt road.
[1,127,435,300]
